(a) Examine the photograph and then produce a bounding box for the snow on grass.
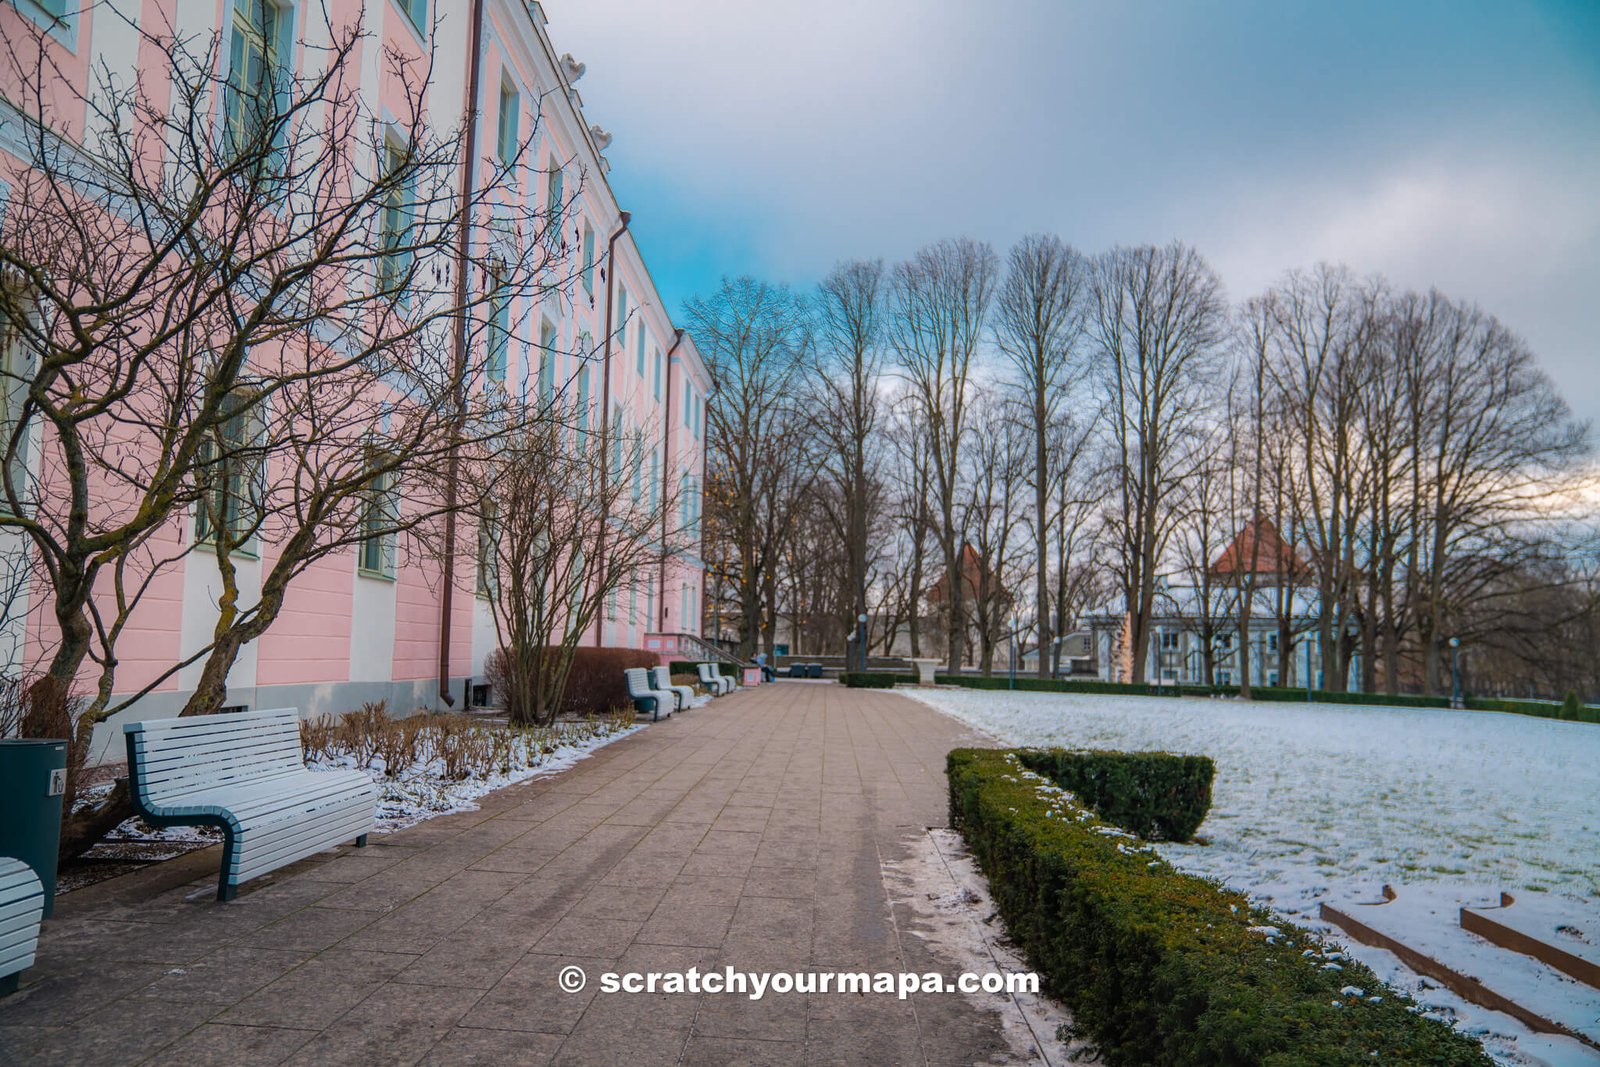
[901,688,1600,1066]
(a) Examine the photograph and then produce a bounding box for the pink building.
[0,0,708,751]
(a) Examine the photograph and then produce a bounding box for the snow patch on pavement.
[882,827,1100,1066]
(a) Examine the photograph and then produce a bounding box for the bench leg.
[0,972,19,997]
[355,834,368,848]
[217,879,237,903]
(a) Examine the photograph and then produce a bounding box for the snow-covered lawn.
[902,688,1600,1065]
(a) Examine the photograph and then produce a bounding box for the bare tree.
[994,235,1089,676]
[813,259,886,657]
[685,277,815,658]
[889,238,997,674]
[1089,243,1226,683]
[475,402,681,725]
[963,393,1026,674]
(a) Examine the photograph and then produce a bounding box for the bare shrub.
[373,715,427,777]
[299,715,337,763]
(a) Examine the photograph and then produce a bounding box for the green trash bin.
[0,738,68,918]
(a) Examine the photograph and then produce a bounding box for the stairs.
[1321,885,1600,1053]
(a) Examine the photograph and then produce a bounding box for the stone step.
[1321,885,1600,1052]
[1461,893,1600,991]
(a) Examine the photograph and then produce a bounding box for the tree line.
[690,238,1596,700]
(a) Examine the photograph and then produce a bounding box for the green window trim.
[497,79,520,166]
[224,0,291,159]
[357,468,398,579]
[194,388,266,557]
[581,223,595,294]
[487,270,510,383]
[393,0,427,35]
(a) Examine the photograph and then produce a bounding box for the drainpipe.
[660,328,685,632]
[593,212,631,646]
[437,0,487,708]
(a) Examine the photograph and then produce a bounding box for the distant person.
[754,651,775,682]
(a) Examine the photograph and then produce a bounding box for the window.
[546,163,565,235]
[376,137,413,296]
[475,501,498,596]
[581,223,595,294]
[653,349,662,400]
[577,337,591,431]
[648,446,658,509]
[615,286,628,350]
[358,467,397,578]
[635,328,646,378]
[195,388,265,554]
[538,319,556,401]
[496,79,520,166]
[683,382,692,428]
[0,302,31,510]
[224,0,289,155]
[1267,633,1279,652]
[694,397,703,440]
[611,405,623,478]
[1159,632,1181,650]
[629,588,637,626]
[486,267,510,383]
[394,0,426,33]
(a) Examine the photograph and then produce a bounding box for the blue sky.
[547,1,1600,425]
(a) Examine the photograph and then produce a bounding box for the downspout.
[659,328,685,631]
[438,0,487,707]
[593,211,631,646]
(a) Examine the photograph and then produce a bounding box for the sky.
[545,1,1600,428]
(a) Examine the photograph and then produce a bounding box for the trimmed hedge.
[935,674,1219,698]
[668,660,737,679]
[1466,695,1600,724]
[841,671,910,688]
[556,646,660,715]
[948,749,1493,1066]
[1017,749,1213,841]
[926,673,1600,723]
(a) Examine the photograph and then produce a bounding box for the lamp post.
[1449,637,1462,709]
[856,613,869,673]
[1009,616,1018,690]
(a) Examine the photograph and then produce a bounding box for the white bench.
[124,708,377,901]
[697,663,734,696]
[623,668,674,721]
[0,858,43,996]
[649,666,696,712]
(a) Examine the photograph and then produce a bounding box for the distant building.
[1081,519,1360,689]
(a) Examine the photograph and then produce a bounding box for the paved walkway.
[0,682,1020,1067]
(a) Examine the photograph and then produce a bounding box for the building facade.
[0,0,707,752]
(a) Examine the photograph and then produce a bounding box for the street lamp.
[1449,637,1462,709]
[856,613,869,673]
